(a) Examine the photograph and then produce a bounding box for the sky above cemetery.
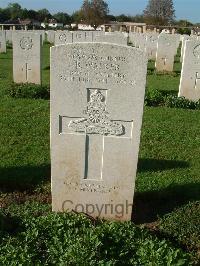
[0,0,199,23]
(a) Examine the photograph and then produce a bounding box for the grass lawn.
[0,43,199,265]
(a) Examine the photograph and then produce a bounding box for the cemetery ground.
[0,43,199,265]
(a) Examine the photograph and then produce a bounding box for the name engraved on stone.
[68,89,125,136]
[59,51,135,85]
[20,37,33,50]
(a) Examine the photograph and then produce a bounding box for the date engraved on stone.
[20,37,33,50]
[64,181,118,193]
[68,89,125,136]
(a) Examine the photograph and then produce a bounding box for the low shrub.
[145,88,200,110]
[145,88,164,106]
[159,201,200,252]
[164,95,200,109]
[0,202,192,265]
[8,83,50,99]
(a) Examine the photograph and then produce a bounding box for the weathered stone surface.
[179,40,200,101]
[51,43,147,221]
[180,35,191,63]
[94,33,128,45]
[55,31,73,45]
[0,31,6,53]
[155,34,178,72]
[5,30,12,43]
[72,31,93,42]
[47,30,55,44]
[13,32,42,84]
[146,33,159,60]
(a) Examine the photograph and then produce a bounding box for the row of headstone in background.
[0,31,6,53]
[51,42,148,220]
[129,32,159,60]
[54,31,128,46]
[13,32,42,84]
[3,30,46,44]
[6,30,200,102]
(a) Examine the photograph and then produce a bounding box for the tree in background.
[81,0,109,29]
[0,8,10,22]
[53,12,72,25]
[36,9,51,22]
[143,0,175,25]
[71,10,83,24]
[21,9,38,20]
[7,2,22,19]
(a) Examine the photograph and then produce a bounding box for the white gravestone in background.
[72,31,93,43]
[13,32,42,84]
[5,30,13,43]
[179,40,200,101]
[155,34,177,72]
[128,33,140,48]
[51,43,147,221]
[146,33,159,60]
[0,31,6,53]
[55,31,73,45]
[47,30,55,44]
[94,33,128,46]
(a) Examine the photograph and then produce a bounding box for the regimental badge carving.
[59,33,67,42]
[68,90,125,136]
[193,44,200,58]
[20,37,33,50]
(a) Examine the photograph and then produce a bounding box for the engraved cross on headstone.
[62,89,133,181]
[24,63,31,82]
[161,57,167,66]
[194,72,200,90]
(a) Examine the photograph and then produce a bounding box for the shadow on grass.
[132,183,200,224]
[0,164,50,193]
[138,158,189,172]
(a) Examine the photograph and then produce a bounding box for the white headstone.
[155,34,177,72]
[47,30,55,44]
[5,30,13,43]
[51,43,147,221]
[39,30,46,44]
[94,33,128,45]
[0,31,6,53]
[179,40,200,101]
[55,31,73,45]
[180,35,191,63]
[146,33,159,60]
[13,32,42,84]
[72,31,93,42]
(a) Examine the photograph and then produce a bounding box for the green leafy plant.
[164,95,200,109]
[8,83,50,99]
[145,88,164,106]
[145,88,200,110]
[0,202,192,265]
[159,201,200,263]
